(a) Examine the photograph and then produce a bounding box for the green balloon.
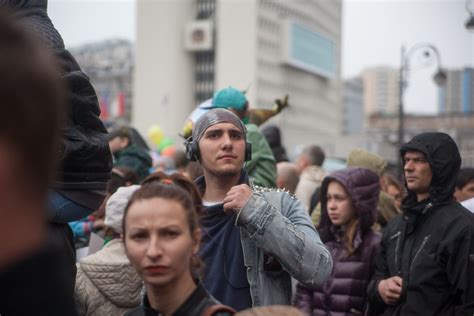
[158,137,174,152]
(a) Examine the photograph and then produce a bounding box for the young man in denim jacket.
[186,108,332,311]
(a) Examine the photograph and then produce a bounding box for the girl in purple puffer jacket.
[295,167,381,316]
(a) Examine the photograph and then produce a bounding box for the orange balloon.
[161,146,176,157]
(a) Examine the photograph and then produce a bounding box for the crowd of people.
[0,2,473,316]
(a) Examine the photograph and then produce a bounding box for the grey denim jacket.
[236,187,333,306]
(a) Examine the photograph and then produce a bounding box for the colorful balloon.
[161,146,176,157]
[148,125,164,146]
[158,137,174,152]
[181,99,212,139]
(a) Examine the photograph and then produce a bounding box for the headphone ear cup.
[245,141,252,161]
[191,141,200,161]
[185,140,198,162]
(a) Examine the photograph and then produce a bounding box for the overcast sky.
[49,0,473,114]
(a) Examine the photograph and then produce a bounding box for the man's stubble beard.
[201,159,242,178]
[207,166,241,178]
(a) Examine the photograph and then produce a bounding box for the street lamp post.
[397,43,447,176]
[466,0,474,30]
[398,46,405,176]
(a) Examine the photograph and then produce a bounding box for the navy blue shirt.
[196,172,252,311]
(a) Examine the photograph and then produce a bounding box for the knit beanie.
[104,185,141,234]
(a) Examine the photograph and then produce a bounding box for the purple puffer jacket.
[295,167,381,316]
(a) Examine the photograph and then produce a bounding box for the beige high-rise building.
[362,66,400,117]
[439,67,474,114]
[133,0,343,157]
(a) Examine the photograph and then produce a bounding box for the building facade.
[366,112,474,167]
[70,39,133,123]
[439,67,474,114]
[342,77,364,135]
[133,0,343,157]
[362,66,399,116]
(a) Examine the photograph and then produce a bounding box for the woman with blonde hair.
[381,173,404,210]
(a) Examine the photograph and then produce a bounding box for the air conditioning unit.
[184,20,213,52]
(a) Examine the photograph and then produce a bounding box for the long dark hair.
[122,171,203,277]
[320,178,359,255]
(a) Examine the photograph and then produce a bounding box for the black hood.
[261,124,288,162]
[1,0,112,187]
[261,124,282,147]
[0,0,46,10]
[1,0,64,50]
[400,132,461,205]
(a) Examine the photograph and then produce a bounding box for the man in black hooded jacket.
[367,132,474,315]
[1,0,112,216]
[0,0,112,307]
[0,8,79,315]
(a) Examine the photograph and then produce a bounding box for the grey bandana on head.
[192,108,246,142]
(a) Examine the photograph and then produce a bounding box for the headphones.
[185,137,252,162]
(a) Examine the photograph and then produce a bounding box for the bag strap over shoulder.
[202,304,236,316]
